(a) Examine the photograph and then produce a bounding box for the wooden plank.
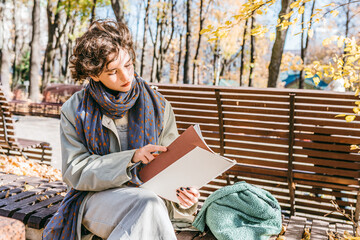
[223,106,289,116]
[293,156,360,170]
[176,231,200,240]
[295,125,360,137]
[283,216,307,240]
[0,187,66,217]
[295,117,360,129]
[12,194,64,223]
[293,164,359,178]
[294,133,360,145]
[310,220,329,240]
[294,148,359,162]
[27,202,61,229]
[335,223,354,236]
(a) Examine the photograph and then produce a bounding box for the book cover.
[139,124,236,203]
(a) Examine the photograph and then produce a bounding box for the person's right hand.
[131,144,167,164]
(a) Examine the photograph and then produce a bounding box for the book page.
[140,146,236,203]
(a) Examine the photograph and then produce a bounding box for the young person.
[43,20,200,240]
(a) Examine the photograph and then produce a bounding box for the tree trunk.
[140,0,151,76]
[183,0,192,84]
[299,0,316,89]
[150,11,160,83]
[90,0,97,24]
[11,0,18,90]
[42,0,59,91]
[111,0,125,23]
[267,0,292,88]
[248,16,255,87]
[176,33,183,83]
[0,0,11,100]
[239,19,248,86]
[157,0,176,83]
[134,0,143,55]
[29,0,41,102]
[192,0,204,85]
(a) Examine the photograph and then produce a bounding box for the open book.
[138,124,236,203]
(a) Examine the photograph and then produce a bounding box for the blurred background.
[1,0,360,103]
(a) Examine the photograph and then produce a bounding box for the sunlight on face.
[91,48,134,92]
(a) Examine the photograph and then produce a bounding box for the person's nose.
[117,68,130,83]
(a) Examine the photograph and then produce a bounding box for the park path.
[13,116,62,171]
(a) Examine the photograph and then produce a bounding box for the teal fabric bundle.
[193,181,282,240]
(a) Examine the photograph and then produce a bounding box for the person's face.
[91,48,134,92]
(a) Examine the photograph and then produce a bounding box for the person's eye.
[108,70,117,75]
[125,63,133,69]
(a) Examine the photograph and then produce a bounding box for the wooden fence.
[151,83,360,222]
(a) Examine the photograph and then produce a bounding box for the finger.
[177,188,196,205]
[175,193,189,207]
[143,152,154,163]
[176,193,192,208]
[186,187,200,198]
[146,144,167,153]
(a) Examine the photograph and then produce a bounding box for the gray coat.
[60,89,197,239]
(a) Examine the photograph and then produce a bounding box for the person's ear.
[90,75,100,82]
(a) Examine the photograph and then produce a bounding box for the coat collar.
[102,114,120,144]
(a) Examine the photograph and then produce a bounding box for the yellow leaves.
[207,37,218,42]
[24,184,35,191]
[351,145,360,150]
[335,114,346,118]
[290,0,301,9]
[282,11,294,20]
[345,115,356,122]
[200,28,211,35]
[313,77,320,86]
[251,25,269,37]
[323,3,336,8]
[355,88,360,97]
[256,9,263,15]
[299,6,305,14]
[225,21,232,26]
[353,107,359,114]
[330,10,339,17]
[0,155,62,181]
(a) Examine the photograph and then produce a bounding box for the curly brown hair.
[69,19,136,83]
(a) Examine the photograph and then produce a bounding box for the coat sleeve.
[61,109,136,192]
[159,100,198,217]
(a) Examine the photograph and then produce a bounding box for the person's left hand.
[176,187,200,208]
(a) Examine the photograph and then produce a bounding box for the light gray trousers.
[82,187,177,240]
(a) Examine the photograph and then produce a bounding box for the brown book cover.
[139,125,212,183]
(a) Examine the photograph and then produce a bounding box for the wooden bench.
[0,88,52,164]
[1,84,360,239]
[152,83,360,222]
[2,172,349,240]
[10,84,83,119]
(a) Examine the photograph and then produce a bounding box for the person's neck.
[103,84,120,97]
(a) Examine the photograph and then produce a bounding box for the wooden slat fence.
[151,83,360,222]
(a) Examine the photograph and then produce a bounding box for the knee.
[132,189,166,210]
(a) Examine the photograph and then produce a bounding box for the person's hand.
[132,144,167,164]
[176,187,200,208]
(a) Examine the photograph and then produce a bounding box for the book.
[139,124,236,203]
